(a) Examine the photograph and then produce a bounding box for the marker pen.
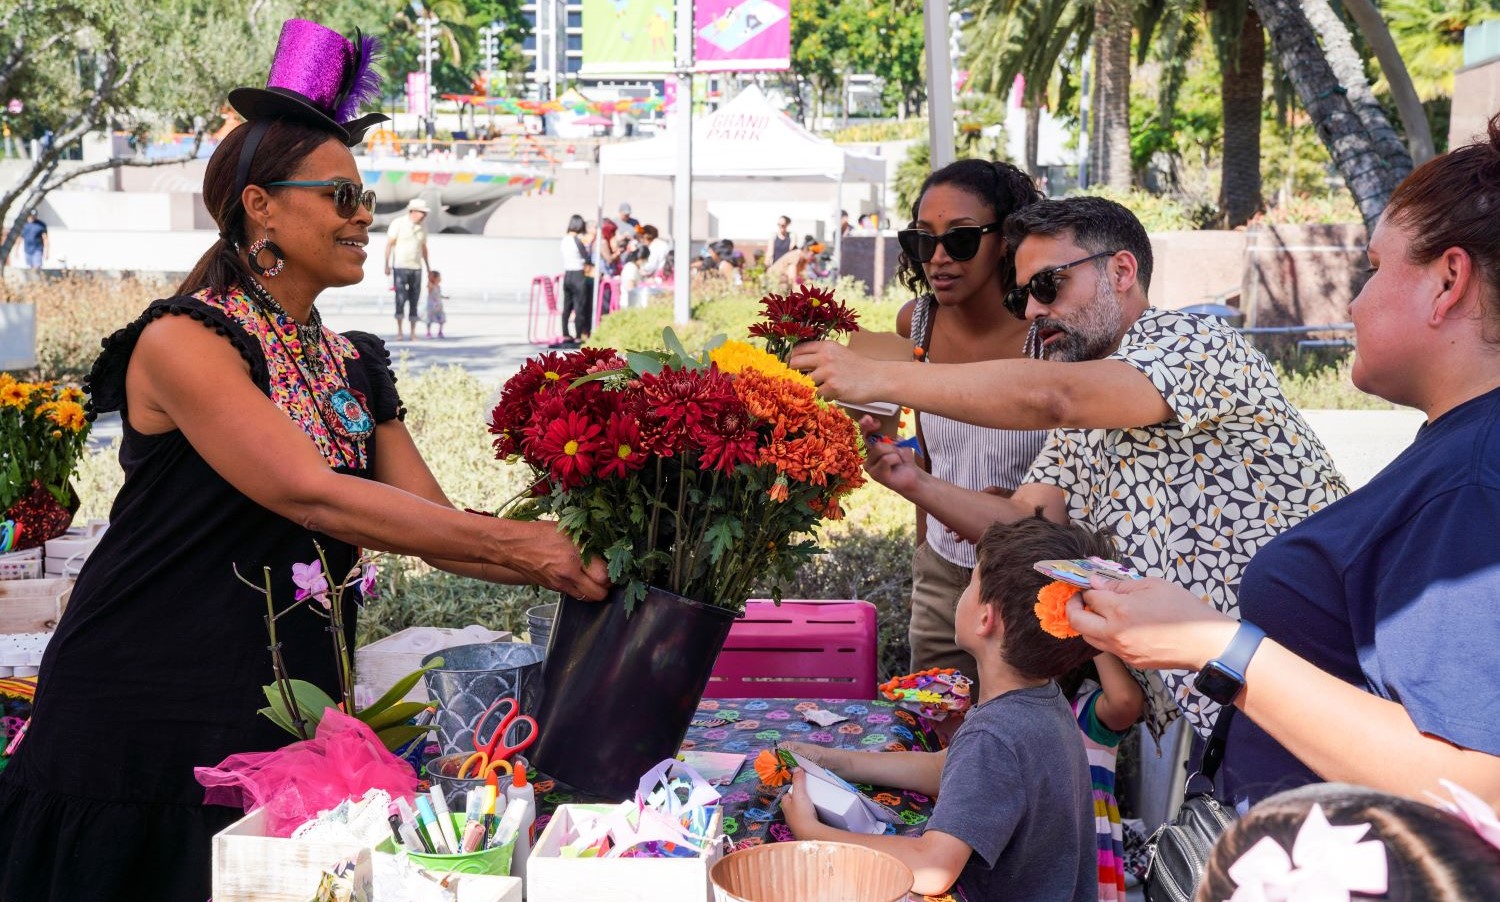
[415,794,450,854]
[428,786,461,854]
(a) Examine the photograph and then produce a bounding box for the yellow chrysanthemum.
[709,340,816,390]
[59,386,85,404]
[0,379,27,409]
[47,401,87,432]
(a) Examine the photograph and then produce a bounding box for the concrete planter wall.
[0,303,37,372]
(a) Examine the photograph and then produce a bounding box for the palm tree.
[1249,0,1411,227]
[1338,0,1434,163]
[1092,0,1136,188]
[961,0,1093,177]
[1379,0,1498,100]
[1211,0,1265,226]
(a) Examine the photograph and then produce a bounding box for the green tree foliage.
[787,0,924,121]
[1379,0,1500,101]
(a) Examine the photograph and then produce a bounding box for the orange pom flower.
[754,748,793,787]
[1035,580,1082,639]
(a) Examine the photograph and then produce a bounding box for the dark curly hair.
[896,159,1041,298]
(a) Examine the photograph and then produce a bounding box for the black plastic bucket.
[530,585,737,800]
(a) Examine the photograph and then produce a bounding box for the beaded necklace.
[245,278,373,441]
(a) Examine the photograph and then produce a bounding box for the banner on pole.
[581,0,675,76]
[694,0,790,71]
[406,72,430,117]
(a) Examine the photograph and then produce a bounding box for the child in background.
[781,512,1101,901]
[1197,783,1500,901]
[1060,653,1145,901]
[425,270,446,339]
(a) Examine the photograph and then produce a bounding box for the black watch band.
[1192,621,1266,706]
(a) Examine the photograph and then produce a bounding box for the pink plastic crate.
[705,599,877,700]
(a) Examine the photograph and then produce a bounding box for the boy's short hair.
[975,512,1117,681]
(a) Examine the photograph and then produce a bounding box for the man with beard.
[789,196,1348,736]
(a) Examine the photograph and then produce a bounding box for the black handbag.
[1143,709,1239,902]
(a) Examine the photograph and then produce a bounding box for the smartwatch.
[1193,622,1266,706]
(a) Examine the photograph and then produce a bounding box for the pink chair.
[527,274,564,345]
[592,275,623,333]
[705,599,879,700]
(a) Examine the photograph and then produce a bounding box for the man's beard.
[1037,274,1122,363]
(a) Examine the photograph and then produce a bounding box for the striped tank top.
[911,295,1046,568]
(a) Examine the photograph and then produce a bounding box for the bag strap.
[1193,706,1236,786]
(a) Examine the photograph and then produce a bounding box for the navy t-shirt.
[1223,386,1500,804]
[20,220,46,253]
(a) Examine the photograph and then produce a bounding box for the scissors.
[458,697,538,780]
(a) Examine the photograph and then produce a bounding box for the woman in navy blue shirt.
[1067,113,1500,808]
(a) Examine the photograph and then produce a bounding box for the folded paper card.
[783,749,899,835]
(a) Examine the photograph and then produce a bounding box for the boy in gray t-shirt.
[782,514,1104,900]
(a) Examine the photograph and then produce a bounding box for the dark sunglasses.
[1003,250,1120,319]
[265,178,376,219]
[897,222,1000,263]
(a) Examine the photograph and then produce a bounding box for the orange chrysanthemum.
[1035,580,1082,639]
[754,748,793,787]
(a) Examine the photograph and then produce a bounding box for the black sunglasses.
[265,178,377,219]
[897,222,1000,263]
[1003,250,1120,319]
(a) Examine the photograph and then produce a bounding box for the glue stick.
[504,768,537,878]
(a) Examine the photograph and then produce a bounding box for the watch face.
[1194,663,1245,706]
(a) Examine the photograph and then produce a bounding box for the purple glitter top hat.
[228,19,388,146]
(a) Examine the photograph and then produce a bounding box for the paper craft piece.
[1033,557,1139,589]
[680,750,746,787]
[801,708,849,727]
[879,668,973,720]
[783,749,899,835]
[1035,581,1082,639]
[754,748,793,787]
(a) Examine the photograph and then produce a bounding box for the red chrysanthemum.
[598,412,649,479]
[637,365,739,455]
[694,401,760,474]
[532,409,604,489]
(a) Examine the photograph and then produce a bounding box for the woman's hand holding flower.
[1067,575,1238,671]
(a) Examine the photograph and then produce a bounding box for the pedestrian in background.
[384,197,429,341]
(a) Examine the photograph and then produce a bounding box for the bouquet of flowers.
[0,376,89,512]
[488,285,866,613]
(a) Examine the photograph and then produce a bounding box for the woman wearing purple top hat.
[0,20,607,902]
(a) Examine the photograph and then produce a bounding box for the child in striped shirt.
[1061,653,1144,901]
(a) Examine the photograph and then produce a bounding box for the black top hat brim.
[228,86,389,147]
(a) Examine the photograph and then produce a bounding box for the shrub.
[7,273,168,381]
[827,119,928,143]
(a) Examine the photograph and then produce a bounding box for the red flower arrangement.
[489,287,866,612]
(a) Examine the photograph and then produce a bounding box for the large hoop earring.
[247,238,286,278]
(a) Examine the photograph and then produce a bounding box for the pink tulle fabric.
[194,709,420,837]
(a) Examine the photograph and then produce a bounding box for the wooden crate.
[527,804,724,902]
[0,578,71,634]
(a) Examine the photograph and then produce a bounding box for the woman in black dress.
[0,19,607,902]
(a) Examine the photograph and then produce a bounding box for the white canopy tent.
[599,85,885,183]
[597,86,885,318]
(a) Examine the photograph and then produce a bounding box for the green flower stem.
[258,565,310,741]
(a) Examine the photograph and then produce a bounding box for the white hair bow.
[1226,803,1388,902]
[1427,778,1500,853]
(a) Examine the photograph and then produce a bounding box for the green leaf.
[257,703,301,738]
[702,333,728,353]
[286,679,339,724]
[375,724,433,752]
[361,700,434,732]
[626,350,665,376]
[662,326,692,363]
[361,664,437,722]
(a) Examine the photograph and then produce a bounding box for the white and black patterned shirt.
[1025,308,1350,737]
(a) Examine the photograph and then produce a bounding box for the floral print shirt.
[1025,308,1349,738]
[196,287,369,471]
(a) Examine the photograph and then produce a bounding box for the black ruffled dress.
[0,291,404,902]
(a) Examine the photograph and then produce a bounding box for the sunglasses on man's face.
[1003,250,1121,320]
[897,222,1000,263]
[265,178,377,219]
